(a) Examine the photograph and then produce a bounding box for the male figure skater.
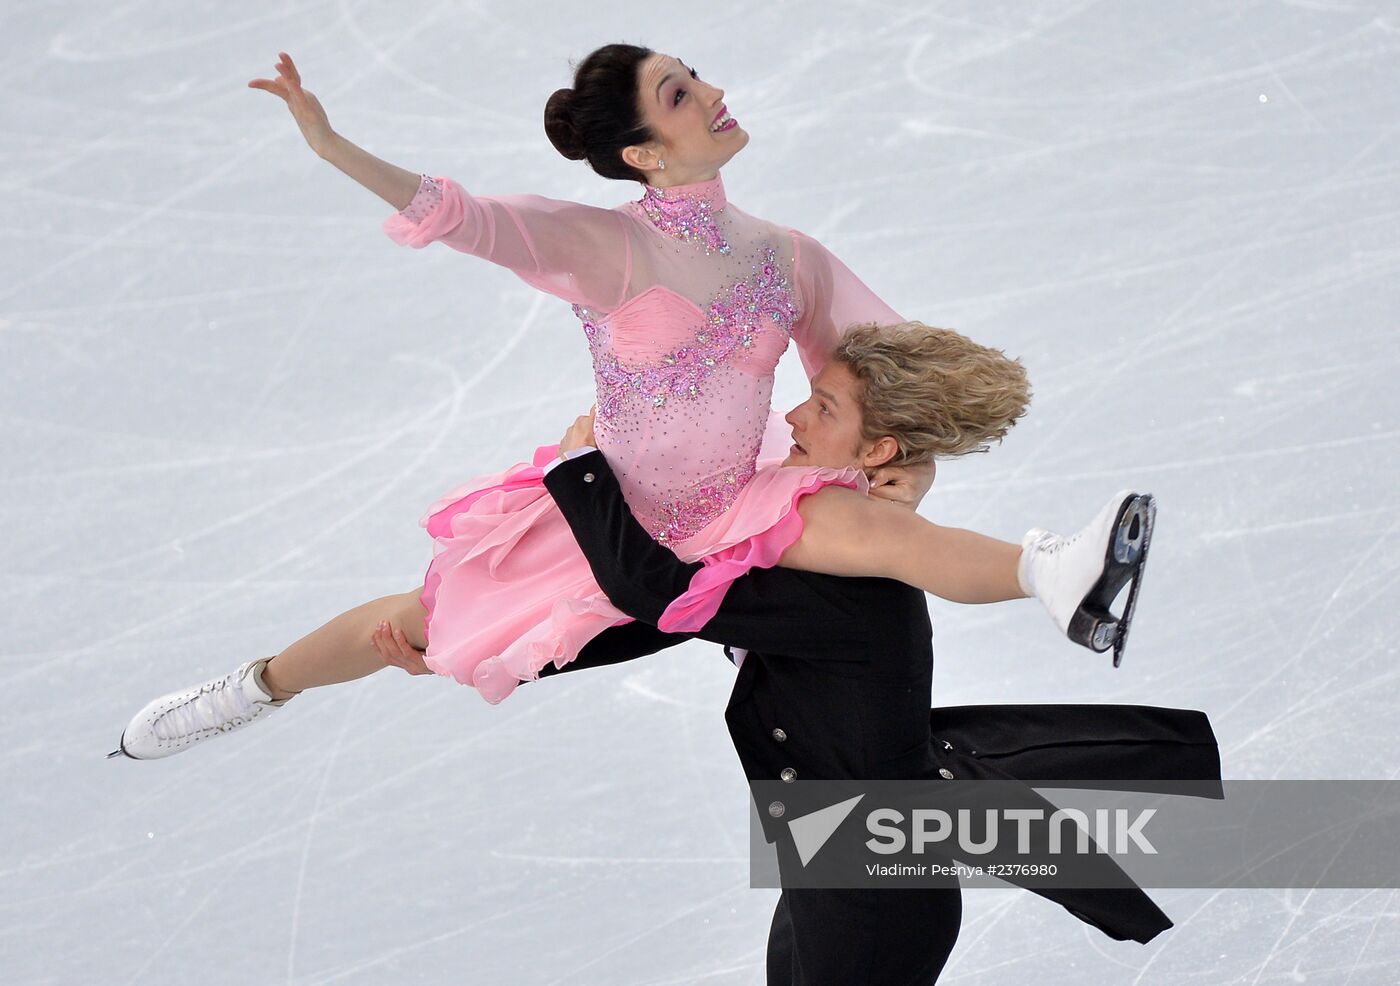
[538,417,1220,983]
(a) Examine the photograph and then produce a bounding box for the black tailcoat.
[542,452,1221,980]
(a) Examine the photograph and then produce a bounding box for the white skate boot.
[1018,491,1156,667]
[106,658,289,760]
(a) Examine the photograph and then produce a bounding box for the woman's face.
[631,53,748,185]
[783,362,897,471]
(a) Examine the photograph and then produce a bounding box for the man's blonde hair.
[831,321,1031,466]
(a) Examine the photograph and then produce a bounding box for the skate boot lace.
[1027,528,1065,557]
[153,674,259,741]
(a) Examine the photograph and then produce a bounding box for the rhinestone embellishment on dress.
[573,242,799,547]
[578,246,797,423]
[651,449,762,546]
[639,182,731,255]
[399,175,444,225]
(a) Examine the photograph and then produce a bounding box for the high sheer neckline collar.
[642,172,726,209]
[638,173,730,255]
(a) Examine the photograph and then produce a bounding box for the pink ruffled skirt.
[417,423,866,704]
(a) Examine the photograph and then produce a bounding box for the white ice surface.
[4,1,1400,983]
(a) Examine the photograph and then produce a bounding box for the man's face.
[782,362,868,469]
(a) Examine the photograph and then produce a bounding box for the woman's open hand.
[248,52,335,156]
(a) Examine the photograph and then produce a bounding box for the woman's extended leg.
[778,487,1025,603]
[778,486,1156,661]
[260,589,429,700]
[109,587,431,760]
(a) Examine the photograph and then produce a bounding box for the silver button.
[771,728,787,743]
[583,472,595,483]
[780,768,797,783]
[768,801,786,818]
[938,768,955,780]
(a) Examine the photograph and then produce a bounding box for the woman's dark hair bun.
[543,88,586,161]
[542,43,654,182]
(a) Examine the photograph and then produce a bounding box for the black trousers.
[766,885,962,986]
[541,631,966,982]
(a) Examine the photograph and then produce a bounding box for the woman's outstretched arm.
[250,52,629,310]
[381,179,631,310]
[320,136,421,210]
[249,52,421,208]
[778,486,1026,604]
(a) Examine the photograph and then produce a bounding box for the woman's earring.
[658,160,666,171]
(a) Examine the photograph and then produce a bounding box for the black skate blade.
[1112,496,1155,668]
[1069,605,1118,654]
[106,748,128,759]
[1066,493,1154,664]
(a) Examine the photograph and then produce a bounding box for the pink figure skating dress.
[385,173,901,703]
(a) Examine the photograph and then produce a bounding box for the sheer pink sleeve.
[789,230,904,379]
[384,176,632,312]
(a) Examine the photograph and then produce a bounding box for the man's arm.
[535,620,694,679]
[543,451,860,657]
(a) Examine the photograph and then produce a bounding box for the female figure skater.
[109,46,1152,760]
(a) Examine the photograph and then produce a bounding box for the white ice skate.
[106,658,288,760]
[1019,490,1156,667]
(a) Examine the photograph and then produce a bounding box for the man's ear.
[863,436,900,469]
[621,143,663,175]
